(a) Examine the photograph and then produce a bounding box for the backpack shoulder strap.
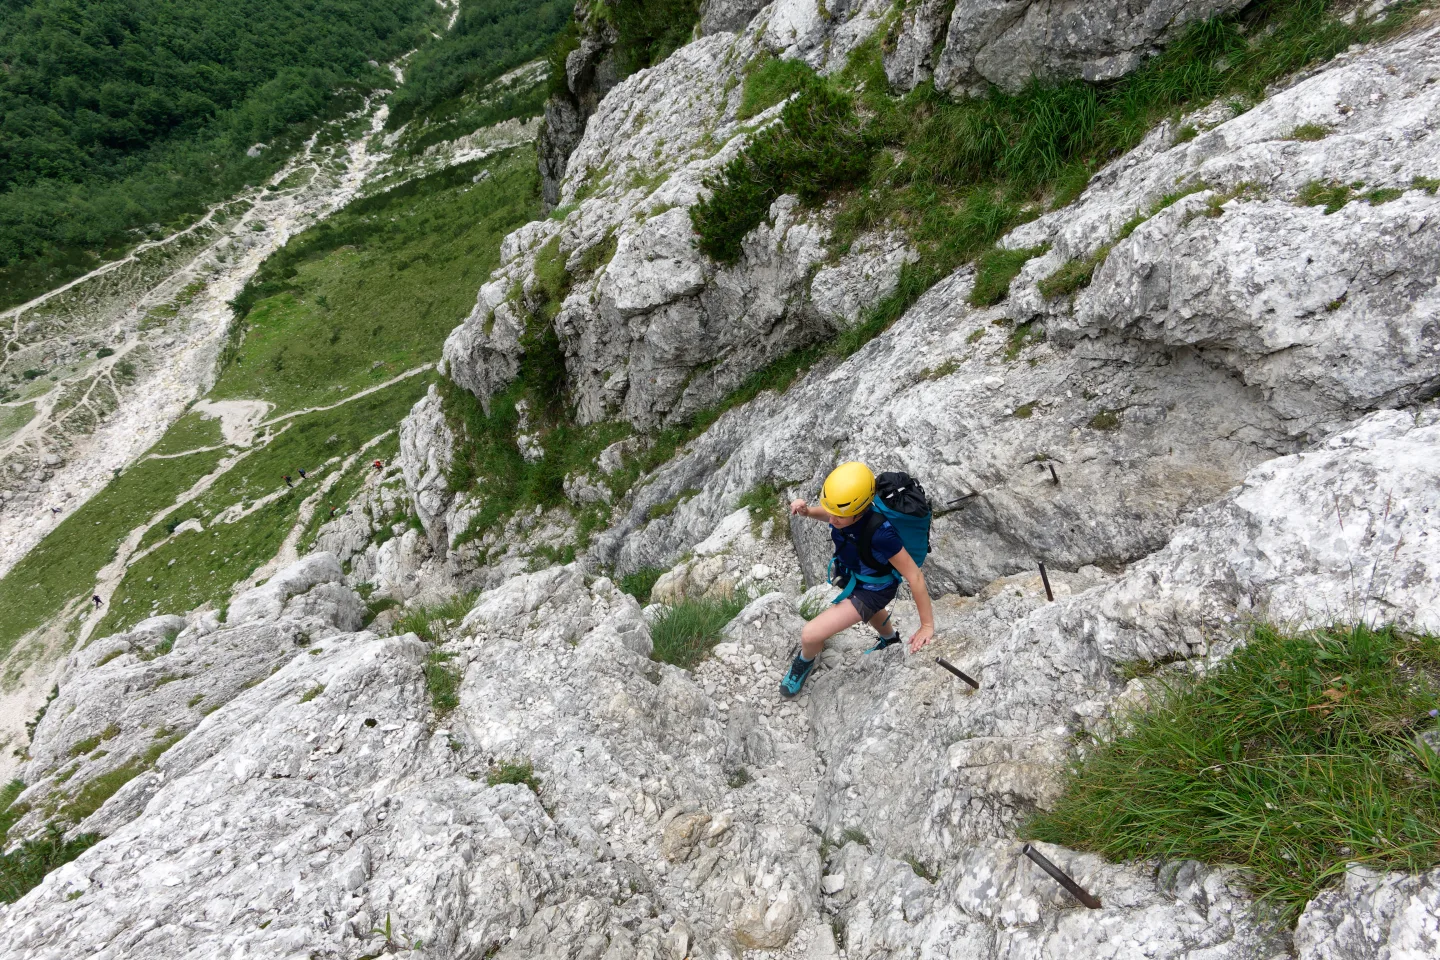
[856,511,893,575]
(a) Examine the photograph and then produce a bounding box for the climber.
[780,462,936,698]
[373,459,383,472]
[283,474,293,487]
[92,595,102,608]
[298,468,307,480]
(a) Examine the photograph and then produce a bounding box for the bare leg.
[799,602,863,659]
[868,608,894,635]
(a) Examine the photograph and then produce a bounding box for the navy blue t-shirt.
[831,510,905,579]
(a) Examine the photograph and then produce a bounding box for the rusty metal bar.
[948,491,981,506]
[1021,843,1102,909]
[936,658,979,689]
[1049,464,1060,486]
[1038,562,1054,602]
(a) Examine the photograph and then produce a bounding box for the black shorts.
[848,582,898,622]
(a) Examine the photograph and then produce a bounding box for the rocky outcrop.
[699,0,769,35]
[538,3,621,207]
[597,21,1440,592]
[444,26,913,433]
[397,386,456,550]
[10,554,363,841]
[5,401,1438,958]
[927,0,1245,95]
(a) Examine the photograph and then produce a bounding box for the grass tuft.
[486,759,540,792]
[1286,122,1331,141]
[736,483,788,539]
[1296,179,1356,214]
[738,55,817,120]
[423,650,462,717]
[618,567,665,605]
[1027,623,1440,918]
[0,823,100,904]
[969,244,1049,307]
[649,593,749,669]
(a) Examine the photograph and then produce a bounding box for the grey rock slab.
[929,0,1247,95]
[1294,864,1440,959]
[13,555,364,842]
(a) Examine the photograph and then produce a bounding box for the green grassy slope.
[213,149,541,414]
[96,376,430,635]
[0,449,227,656]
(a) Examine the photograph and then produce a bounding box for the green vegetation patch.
[486,759,540,792]
[738,55,817,120]
[608,0,703,76]
[441,378,629,547]
[737,483,789,539]
[148,411,226,456]
[650,593,749,670]
[1287,122,1331,141]
[1028,624,1440,917]
[0,402,37,443]
[0,0,442,308]
[0,795,99,903]
[618,567,665,605]
[424,650,462,716]
[395,593,479,645]
[1296,179,1357,214]
[969,245,1048,307]
[0,449,226,656]
[95,377,429,636]
[691,0,1414,363]
[387,0,570,131]
[217,150,541,414]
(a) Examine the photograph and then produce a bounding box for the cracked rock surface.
[5,404,1439,958]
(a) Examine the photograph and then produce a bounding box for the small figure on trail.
[373,459,383,472]
[283,474,293,487]
[92,595,103,608]
[298,468,307,480]
[781,462,935,698]
[51,506,61,515]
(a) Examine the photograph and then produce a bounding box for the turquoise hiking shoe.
[865,634,900,654]
[779,653,817,698]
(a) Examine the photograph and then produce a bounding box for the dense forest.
[0,0,441,306]
[386,0,571,130]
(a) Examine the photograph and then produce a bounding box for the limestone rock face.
[398,385,456,550]
[8,403,1439,958]
[538,2,621,207]
[11,555,363,842]
[699,0,769,35]
[925,1,1247,95]
[441,27,912,432]
[1294,864,1440,959]
[600,23,1440,593]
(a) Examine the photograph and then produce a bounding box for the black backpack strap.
[856,510,893,576]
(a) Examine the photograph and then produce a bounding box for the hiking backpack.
[830,471,933,603]
[860,471,933,572]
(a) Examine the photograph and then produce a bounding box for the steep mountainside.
[0,1,1439,958]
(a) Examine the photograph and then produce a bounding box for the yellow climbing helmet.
[819,461,876,517]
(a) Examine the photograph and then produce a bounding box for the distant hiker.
[329,506,336,518]
[373,459,383,472]
[51,506,61,515]
[92,595,103,608]
[780,462,935,698]
[283,474,293,487]
[298,468,307,480]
